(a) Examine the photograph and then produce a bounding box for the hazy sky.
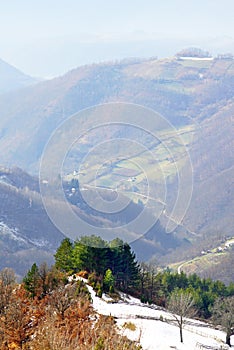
[1,0,234,77]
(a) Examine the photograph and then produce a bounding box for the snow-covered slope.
[73,277,233,350]
[0,221,50,248]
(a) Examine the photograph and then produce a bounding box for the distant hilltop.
[175,47,233,60]
[0,58,38,94]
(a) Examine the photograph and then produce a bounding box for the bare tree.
[0,268,16,286]
[38,262,49,296]
[148,262,157,302]
[212,296,234,347]
[0,268,16,316]
[139,262,149,297]
[167,289,196,343]
[48,283,80,320]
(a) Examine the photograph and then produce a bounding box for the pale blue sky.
[1,0,233,77]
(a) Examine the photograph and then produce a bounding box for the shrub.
[123,322,136,331]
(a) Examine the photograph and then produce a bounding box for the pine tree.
[73,236,108,275]
[114,243,140,291]
[23,263,40,298]
[54,238,74,272]
[103,269,115,293]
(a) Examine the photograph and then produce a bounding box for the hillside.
[1,262,233,350]
[0,55,233,278]
[0,167,180,277]
[0,58,37,94]
[0,167,66,277]
[86,280,233,350]
[0,56,233,171]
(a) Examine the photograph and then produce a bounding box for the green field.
[64,124,196,209]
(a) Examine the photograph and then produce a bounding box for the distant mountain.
[0,58,38,94]
[0,55,233,171]
[0,55,233,278]
[0,167,66,277]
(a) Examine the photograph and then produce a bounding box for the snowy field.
[88,288,233,349]
[178,57,214,61]
[72,276,233,350]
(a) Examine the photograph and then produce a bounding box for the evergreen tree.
[114,243,140,291]
[54,238,74,272]
[72,240,89,271]
[103,269,115,293]
[23,263,40,298]
[73,236,108,275]
[108,238,124,276]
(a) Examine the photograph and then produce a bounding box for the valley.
[0,53,233,282]
[1,3,234,349]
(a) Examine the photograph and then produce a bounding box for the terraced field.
[64,124,196,210]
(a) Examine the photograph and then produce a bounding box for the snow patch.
[178,57,214,61]
[0,222,27,244]
[0,221,50,248]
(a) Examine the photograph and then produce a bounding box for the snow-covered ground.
[0,222,26,244]
[0,221,50,248]
[72,276,233,350]
[178,57,214,61]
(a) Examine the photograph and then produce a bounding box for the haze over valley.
[0,50,233,283]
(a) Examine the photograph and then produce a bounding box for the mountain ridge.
[0,57,38,94]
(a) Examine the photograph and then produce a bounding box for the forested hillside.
[0,236,233,349]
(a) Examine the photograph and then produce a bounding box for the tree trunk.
[226,331,231,347]
[180,325,183,343]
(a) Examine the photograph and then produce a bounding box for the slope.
[0,56,232,171]
[76,276,233,350]
[0,167,179,277]
[0,58,37,94]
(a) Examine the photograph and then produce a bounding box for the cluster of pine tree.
[138,265,234,318]
[54,236,140,293]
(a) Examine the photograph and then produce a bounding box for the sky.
[0,0,234,77]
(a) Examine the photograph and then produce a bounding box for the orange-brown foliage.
[0,275,141,350]
[77,270,89,279]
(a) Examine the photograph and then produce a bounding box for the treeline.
[138,265,234,318]
[54,236,234,319]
